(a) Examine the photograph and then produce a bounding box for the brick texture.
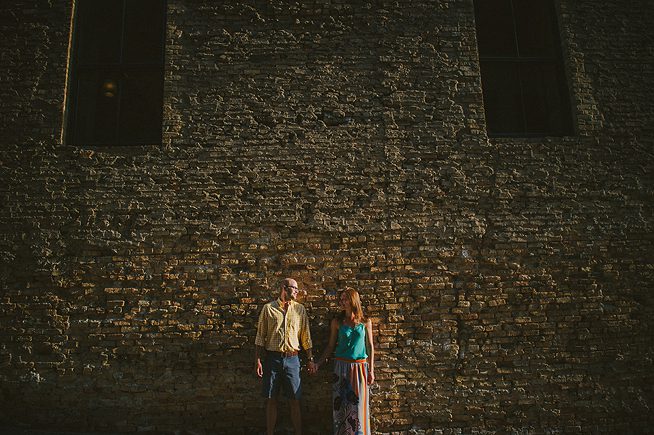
[1,0,653,433]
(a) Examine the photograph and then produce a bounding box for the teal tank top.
[334,322,367,360]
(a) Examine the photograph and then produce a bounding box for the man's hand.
[307,361,318,375]
[255,358,263,378]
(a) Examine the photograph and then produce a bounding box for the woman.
[313,288,375,435]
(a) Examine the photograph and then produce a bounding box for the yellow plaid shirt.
[255,299,312,352]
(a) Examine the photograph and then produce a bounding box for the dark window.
[66,0,166,145]
[474,0,573,137]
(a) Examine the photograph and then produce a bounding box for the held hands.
[307,361,318,375]
[306,361,374,385]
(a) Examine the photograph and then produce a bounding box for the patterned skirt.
[332,358,371,435]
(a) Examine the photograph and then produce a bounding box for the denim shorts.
[262,353,302,400]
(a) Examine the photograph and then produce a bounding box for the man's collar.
[276,298,294,307]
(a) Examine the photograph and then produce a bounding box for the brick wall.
[1,0,653,433]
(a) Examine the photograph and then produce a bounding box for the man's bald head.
[280,278,299,301]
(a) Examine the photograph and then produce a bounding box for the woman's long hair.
[338,287,366,324]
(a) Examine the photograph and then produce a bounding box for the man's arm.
[299,305,313,351]
[255,345,265,378]
[299,306,315,372]
[255,307,268,377]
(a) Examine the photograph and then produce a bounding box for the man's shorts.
[262,352,302,400]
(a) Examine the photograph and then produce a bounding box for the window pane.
[123,0,166,64]
[68,1,166,145]
[474,0,517,57]
[118,69,164,144]
[520,63,572,135]
[76,0,123,65]
[72,70,120,144]
[480,61,523,135]
[513,0,557,57]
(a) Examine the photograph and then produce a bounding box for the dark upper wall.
[1,0,652,433]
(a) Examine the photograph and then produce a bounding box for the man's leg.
[263,353,282,435]
[289,399,302,435]
[266,398,277,435]
[283,355,302,434]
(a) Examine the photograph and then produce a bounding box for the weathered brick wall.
[1,0,653,433]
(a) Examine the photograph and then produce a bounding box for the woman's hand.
[367,369,375,385]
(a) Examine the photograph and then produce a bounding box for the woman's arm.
[313,318,339,372]
[365,318,375,384]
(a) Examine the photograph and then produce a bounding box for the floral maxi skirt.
[333,358,371,435]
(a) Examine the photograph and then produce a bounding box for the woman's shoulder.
[332,312,346,322]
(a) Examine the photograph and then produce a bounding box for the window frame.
[65,0,167,146]
[474,0,574,138]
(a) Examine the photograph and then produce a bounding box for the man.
[255,278,315,435]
